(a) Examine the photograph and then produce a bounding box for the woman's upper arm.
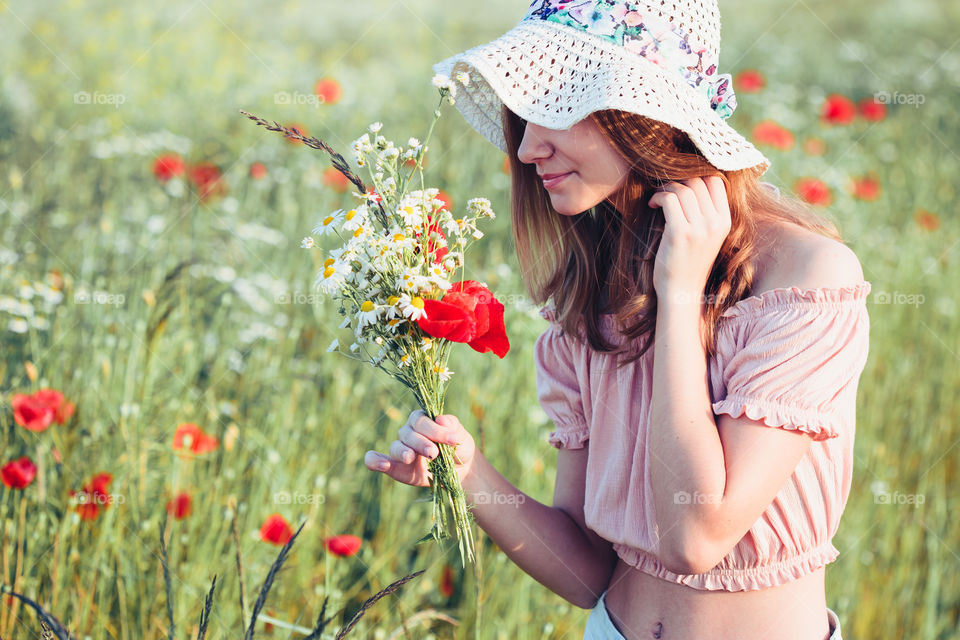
[553,447,616,559]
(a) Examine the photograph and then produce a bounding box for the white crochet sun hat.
[433,0,770,175]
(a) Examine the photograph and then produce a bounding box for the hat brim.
[433,20,770,175]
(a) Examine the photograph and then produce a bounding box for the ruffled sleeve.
[534,306,589,449]
[710,283,871,442]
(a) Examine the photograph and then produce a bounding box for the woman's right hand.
[364,409,477,488]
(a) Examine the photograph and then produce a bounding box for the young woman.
[364,2,870,638]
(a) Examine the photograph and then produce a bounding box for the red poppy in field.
[285,122,308,145]
[915,209,940,231]
[417,280,510,358]
[404,154,428,170]
[153,153,186,181]
[802,137,827,156]
[324,534,362,557]
[857,97,887,122]
[1,457,37,490]
[187,163,227,200]
[734,69,766,93]
[850,175,881,201]
[501,155,511,175]
[11,388,75,432]
[322,167,351,193]
[439,563,455,597]
[435,190,453,212]
[751,120,794,151]
[314,78,343,105]
[260,514,293,545]
[165,491,193,520]
[172,423,219,455]
[821,94,857,125]
[70,472,113,521]
[795,177,833,206]
[250,162,268,180]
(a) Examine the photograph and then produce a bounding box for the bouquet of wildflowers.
[241,72,508,568]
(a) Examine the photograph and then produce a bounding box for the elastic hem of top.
[611,540,840,592]
[711,395,842,442]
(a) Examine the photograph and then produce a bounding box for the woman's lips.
[540,172,572,190]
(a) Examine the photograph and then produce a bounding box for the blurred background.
[0,0,957,637]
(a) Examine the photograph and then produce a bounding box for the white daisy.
[398,293,427,322]
[313,209,345,236]
[355,300,381,328]
[398,353,412,368]
[301,236,315,249]
[432,363,453,382]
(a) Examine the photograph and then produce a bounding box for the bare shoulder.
[751,220,865,295]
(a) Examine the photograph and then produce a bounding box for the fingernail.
[427,446,438,458]
[376,461,389,471]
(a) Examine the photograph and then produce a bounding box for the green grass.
[0,0,958,637]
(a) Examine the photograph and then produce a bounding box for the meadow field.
[0,0,958,637]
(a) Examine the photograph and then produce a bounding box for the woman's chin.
[548,195,591,216]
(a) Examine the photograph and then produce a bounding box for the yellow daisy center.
[360,300,375,312]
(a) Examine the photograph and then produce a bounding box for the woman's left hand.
[648,176,731,305]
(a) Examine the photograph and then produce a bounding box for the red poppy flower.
[850,175,881,201]
[314,78,343,105]
[795,178,833,206]
[802,137,827,156]
[187,163,227,200]
[821,94,857,125]
[153,153,185,181]
[412,216,449,263]
[285,122,308,145]
[172,423,219,455]
[857,97,887,122]
[322,167,351,193]
[165,492,193,519]
[439,563,455,597]
[501,155,511,175]
[250,162,268,180]
[365,188,381,204]
[324,534,362,557]
[734,69,766,93]
[751,120,794,151]
[260,514,293,545]
[915,209,940,231]
[1,457,37,490]
[70,472,113,521]
[416,280,510,358]
[11,388,74,432]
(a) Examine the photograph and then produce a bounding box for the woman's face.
[516,117,632,216]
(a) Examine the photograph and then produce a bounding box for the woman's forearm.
[460,452,617,608]
[648,299,727,573]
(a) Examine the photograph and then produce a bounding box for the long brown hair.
[503,106,843,366]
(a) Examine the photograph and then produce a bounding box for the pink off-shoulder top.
[534,281,872,591]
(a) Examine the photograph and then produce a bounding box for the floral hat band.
[525,0,738,119]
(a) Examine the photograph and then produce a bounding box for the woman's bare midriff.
[602,559,832,640]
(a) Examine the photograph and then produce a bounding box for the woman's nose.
[517,122,553,165]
